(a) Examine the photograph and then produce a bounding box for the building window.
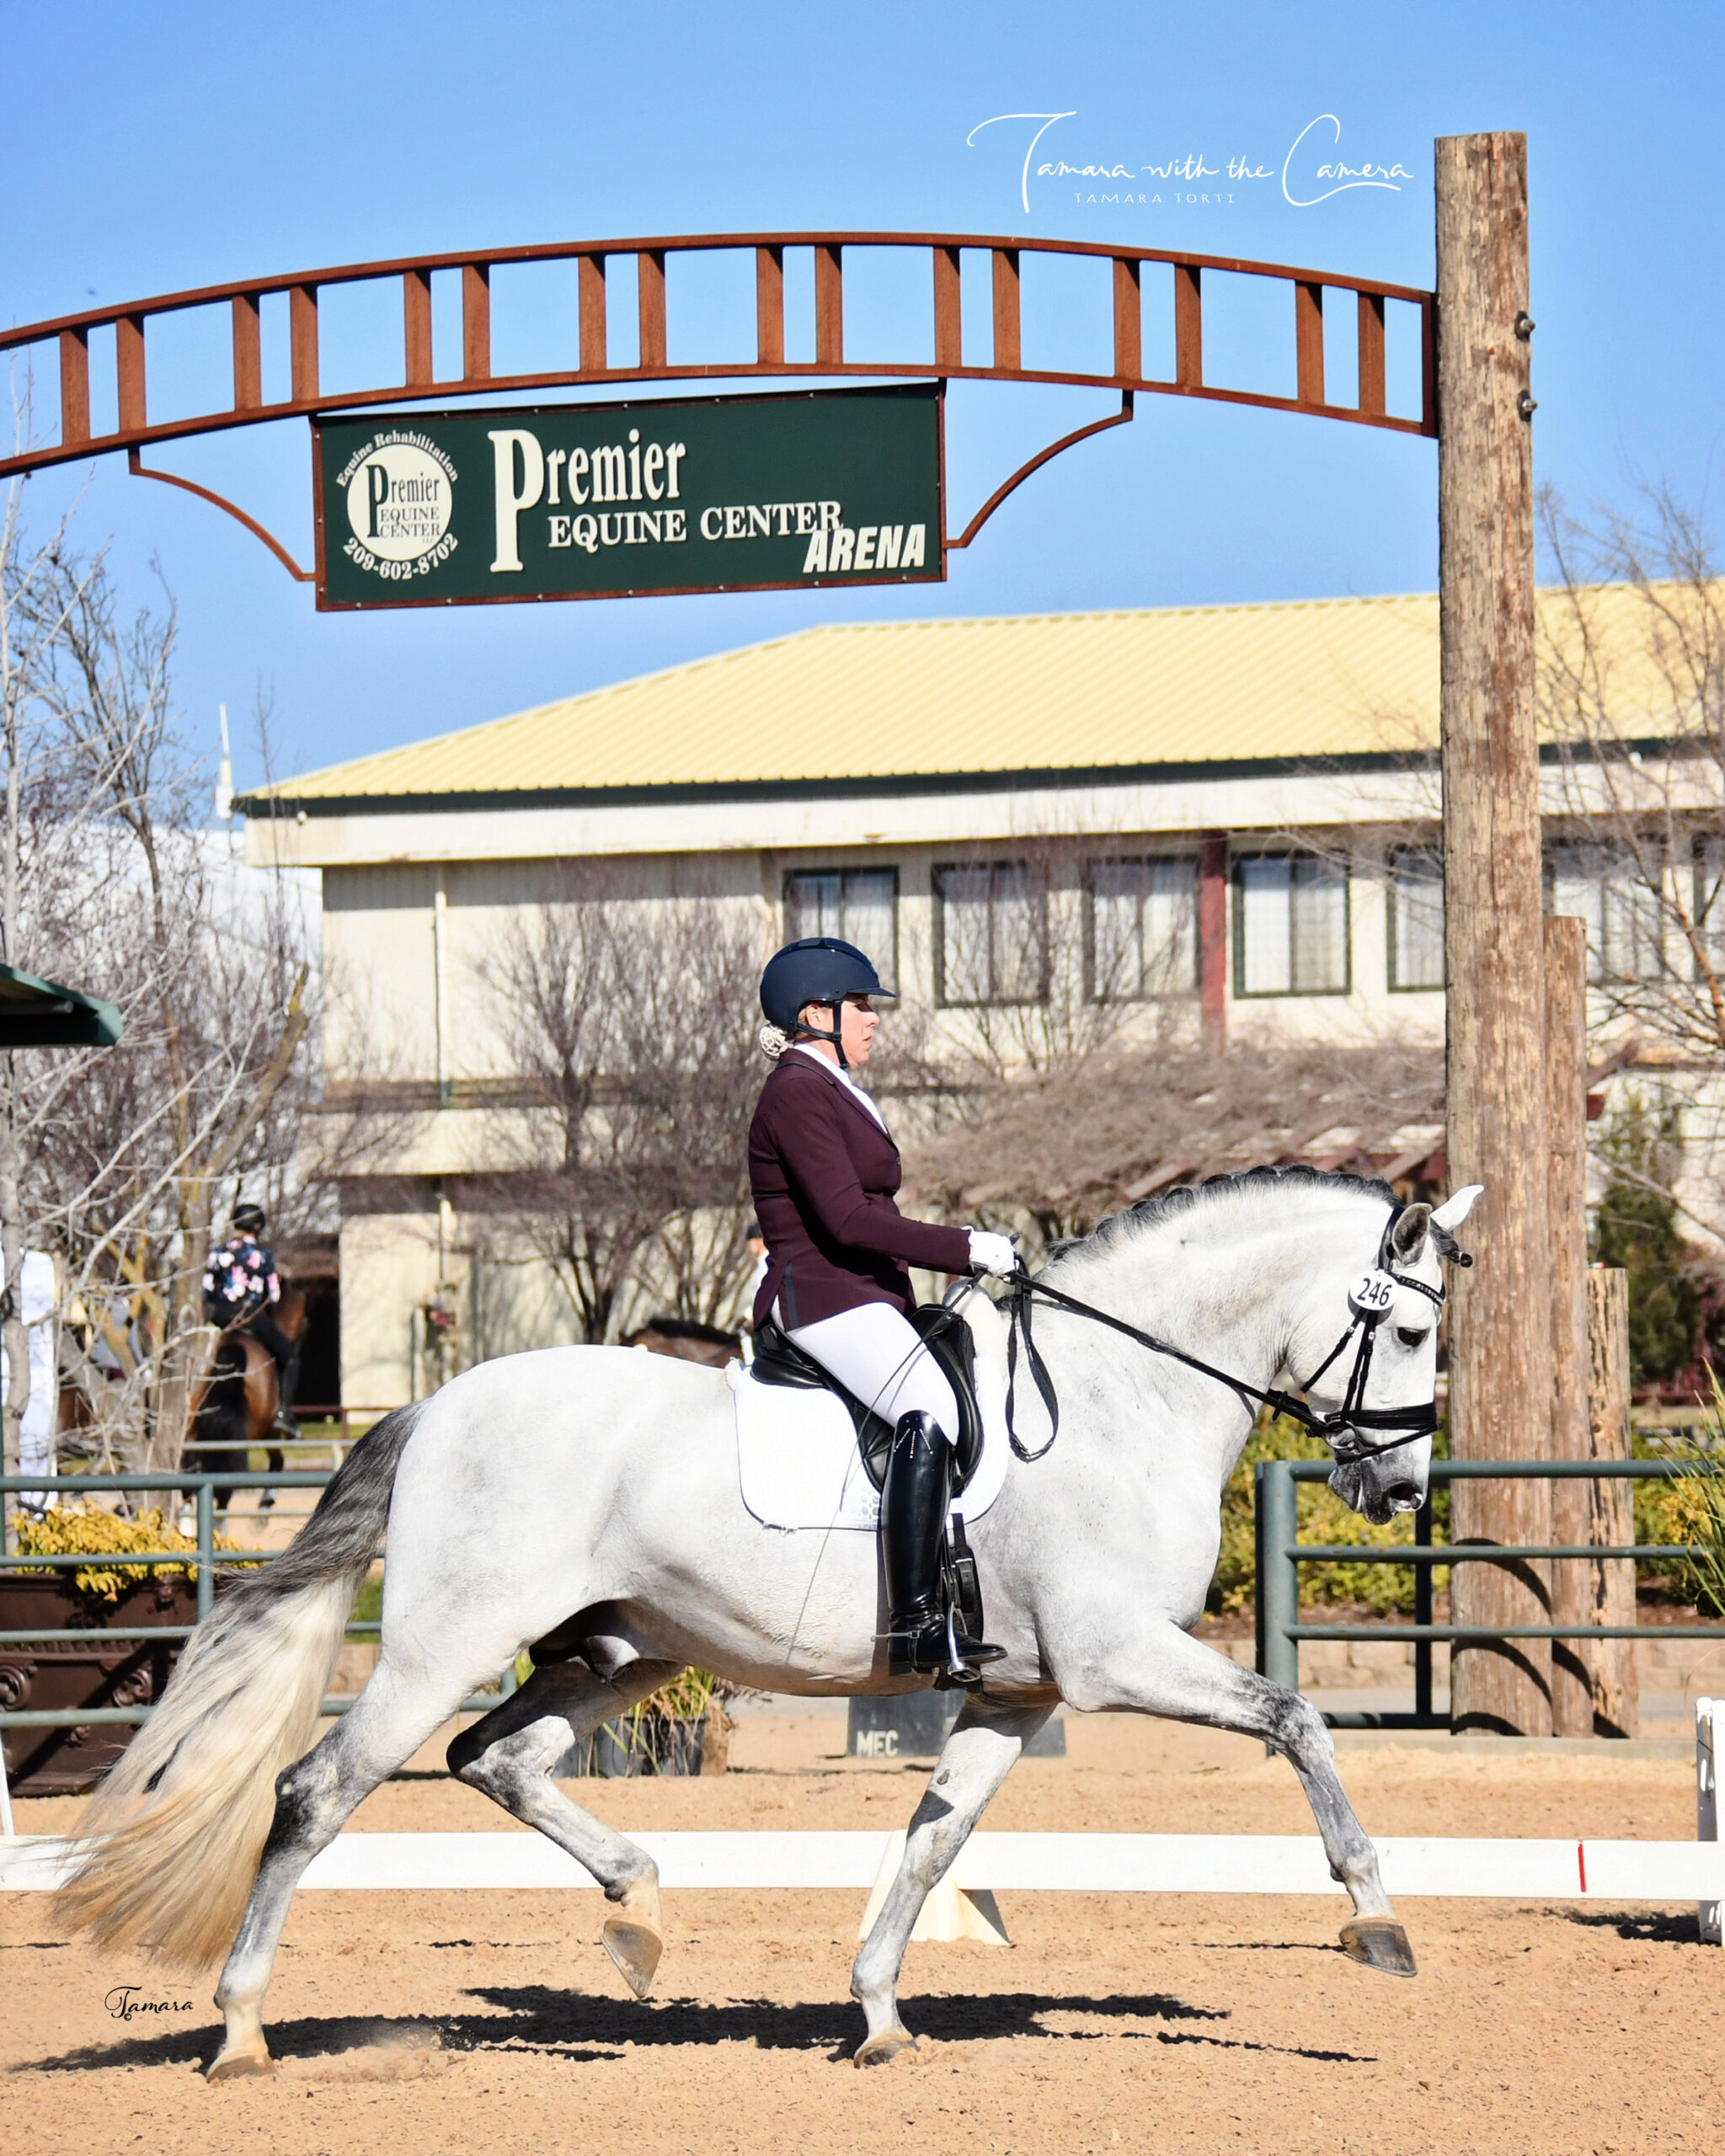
[933,862,1047,1006]
[1233,853,1350,996]
[784,867,898,990]
[1087,856,1199,1001]
[1387,850,1445,991]
[1546,843,1663,984]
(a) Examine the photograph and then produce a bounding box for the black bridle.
[996,1205,1468,1468]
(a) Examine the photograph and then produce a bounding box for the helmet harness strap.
[794,997,851,1070]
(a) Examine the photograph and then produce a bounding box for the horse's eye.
[1397,1326,1429,1349]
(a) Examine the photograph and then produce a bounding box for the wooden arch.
[0,231,1434,580]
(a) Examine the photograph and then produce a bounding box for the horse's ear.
[1390,1203,1432,1264]
[1432,1182,1484,1233]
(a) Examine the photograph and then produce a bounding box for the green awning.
[0,962,122,1049]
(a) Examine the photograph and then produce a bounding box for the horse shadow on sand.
[23,1983,1377,2076]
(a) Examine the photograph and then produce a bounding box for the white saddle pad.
[730,1287,1012,1532]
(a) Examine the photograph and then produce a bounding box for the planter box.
[556,1712,724,1778]
[0,1572,200,1797]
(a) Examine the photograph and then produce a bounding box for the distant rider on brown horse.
[203,1203,300,1441]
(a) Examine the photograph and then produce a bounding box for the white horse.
[57,1166,1480,2077]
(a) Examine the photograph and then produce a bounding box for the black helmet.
[231,1202,266,1235]
[759,937,893,1067]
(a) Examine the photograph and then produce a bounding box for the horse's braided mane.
[1045,1162,1397,1268]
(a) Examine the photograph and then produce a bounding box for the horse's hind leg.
[211,1659,476,2080]
[851,1698,1053,2066]
[447,1658,682,1999]
[1084,1620,1414,1977]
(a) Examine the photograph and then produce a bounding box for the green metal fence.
[0,1470,520,1732]
[1254,1457,1725,1729]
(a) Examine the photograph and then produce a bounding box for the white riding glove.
[967,1229,1019,1276]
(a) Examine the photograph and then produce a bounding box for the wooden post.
[1437,131,1552,1735]
[1546,916,1594,1736]
[1198,835,1227,1054]
[1586,1268,1640,1736]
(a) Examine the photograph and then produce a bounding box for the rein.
[998,1210,1459,1468]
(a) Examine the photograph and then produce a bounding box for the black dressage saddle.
[749,1302,985,1498]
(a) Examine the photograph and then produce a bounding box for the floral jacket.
[202,1236,280,1315]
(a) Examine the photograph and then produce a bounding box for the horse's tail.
[188,1334,249,1462]
[55,1401,422,1971]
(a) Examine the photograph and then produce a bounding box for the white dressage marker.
[858,1830,1012,1945]
[6,1828,1722,1907]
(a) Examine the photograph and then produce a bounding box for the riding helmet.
[231,1202,267,1234]
[759,937,895,1035]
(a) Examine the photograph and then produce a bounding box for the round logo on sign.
[344,440,455,564]
[1348,1268,1398,1318]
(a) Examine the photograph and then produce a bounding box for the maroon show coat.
[748,1050,972,1330]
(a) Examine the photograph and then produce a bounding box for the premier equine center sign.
[311,383,943,611]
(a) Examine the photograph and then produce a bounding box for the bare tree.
[1538,485,1725,1053]
[0,427,104,1510]
[474,873,769,1340]
[904,1038,1445,1252]
[1530,484,1725,1241]
[0,521,319,1475]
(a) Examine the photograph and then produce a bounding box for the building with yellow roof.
[243,585,1702,1405]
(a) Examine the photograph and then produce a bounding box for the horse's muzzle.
[1329,1441,1429,1527]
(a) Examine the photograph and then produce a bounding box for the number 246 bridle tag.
[1348,1269,1398,1319]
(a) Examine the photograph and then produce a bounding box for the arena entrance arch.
[0,134,1562,1734]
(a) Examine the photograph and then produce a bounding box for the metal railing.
[1254,1458,1725,1729]
[0,1470,520,1732]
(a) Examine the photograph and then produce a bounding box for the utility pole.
[1545,915,1594,1737]
[1436,131,1553,1735]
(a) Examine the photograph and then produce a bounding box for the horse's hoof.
[1339,1917,1417,1977]
[207,2043,275,2081]
[602,1915,664,1999]
[853,2028,920,2068]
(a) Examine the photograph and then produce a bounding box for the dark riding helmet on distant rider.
[231,1202,267,1235]
[759,937,894,1070]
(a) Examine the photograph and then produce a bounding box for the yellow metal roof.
[255,584,1680,803]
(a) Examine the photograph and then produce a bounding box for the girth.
[749,1304,985,1494]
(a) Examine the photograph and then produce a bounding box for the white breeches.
[788,1301,959,1439]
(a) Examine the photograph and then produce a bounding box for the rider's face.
[799,995,879,1066]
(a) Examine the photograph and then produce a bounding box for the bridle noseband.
[996,1203,1468,1467]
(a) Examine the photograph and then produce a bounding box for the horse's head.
[1297,1184,1482,1527]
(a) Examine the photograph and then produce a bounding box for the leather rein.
[996,1206,1465,1468]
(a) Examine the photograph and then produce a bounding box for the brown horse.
[186,1287,307,1511]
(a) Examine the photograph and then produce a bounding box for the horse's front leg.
[850,1697,1053,2065]
[1065,1618,1414,1977]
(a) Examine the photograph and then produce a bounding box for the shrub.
[1593,1094,1701,1389]
[1209,1414,1448,1615]
[9,1503,251,1603]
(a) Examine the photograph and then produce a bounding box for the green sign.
[312,383,943,611]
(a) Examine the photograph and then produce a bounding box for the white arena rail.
[4,1701,1719,1940]
[3,1827,1721,1900]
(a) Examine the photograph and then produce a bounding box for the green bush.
[1208,1415,1449,1615]
[1593,1094,1701,1388]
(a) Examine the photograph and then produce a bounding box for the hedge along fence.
[1210,1417,1450,1617]
[1210,1406,1725,1619]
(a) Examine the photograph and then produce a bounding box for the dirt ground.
[3,1710,1716,2156]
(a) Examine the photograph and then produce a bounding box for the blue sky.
[4,2,1722,787]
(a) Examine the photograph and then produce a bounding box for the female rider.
[748,936,1017,1679]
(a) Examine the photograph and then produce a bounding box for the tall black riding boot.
[881,1411,1005,1678]
[273,1347,302,1440]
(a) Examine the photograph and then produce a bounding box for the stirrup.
[885,1610,1005,1679]
[272,1413,300,1439]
